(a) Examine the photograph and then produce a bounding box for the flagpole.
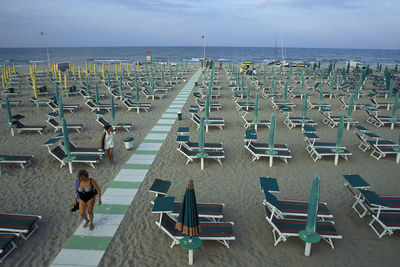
[41,31,50,67]
[203,34,206,67]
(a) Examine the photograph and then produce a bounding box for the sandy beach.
[1,64,400,267]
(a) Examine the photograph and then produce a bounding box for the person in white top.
[100,125,115,164]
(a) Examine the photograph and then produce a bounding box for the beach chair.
[96,117,132,132]
[177,145,224,165]
[369,143,400,163]
[49,146,100,168]
[196,98,221,111]
[156,213,235,248]
[263,190,333,220]
[365,109,399,129]
[309,146,352,165]
[322,114,358,129]
[339,97,365,110]
[60,142,105,156]
[47,100,79,113]
[0,213,42,240]
[241,113,270,129]
[264,206,342,249]
[270,100,295,110]
[47,118,83,133]
[85,100,117,112]
[12,120,47,135]
[191,113,225,131]
[0,154,33,169]
[369,97,393,110]
[122,98,151,113]
[284,116,317,129]
[142,88,165,100]
[0,233,20,263]
[307,98,331,110]
[79,89,105,100]
[245,143,291,167]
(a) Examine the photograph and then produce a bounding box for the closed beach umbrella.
[268,113,276,150]
[61,117,75,174]
[110,95,115,123]
[161,71,165,86]
[271,75,275,92]
[135,82,139,103]
[299,173,321,256]
[55,82,60,106]
[205,93,210,121]
[240,76,244,97]
[58,92,65,122]
[254,93,259,122]
[246,82,250,107]
[119,75,123,98]
[347,94,354,118]
[5,95,13,124]
[283,82,288,102]
[86,75,89,93]
[151,76,155,93]
[301,70,305,93]
[176,179,202,265]
[336,112,344,148]
[95,84,99,106]
[302,94,307,120]
[78,66,81,80]
[319,83,324,102]
[107,72,111,87]
[388,80,394,99]
[196,116,208,170]
[64,73,67,90]
[393,93,399,117]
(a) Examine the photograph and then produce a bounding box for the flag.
[201,34,205,39]
[40,32,44,36]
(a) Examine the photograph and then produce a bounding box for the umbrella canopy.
[198,116,205,152]
[62,118,71,157]
[347,94,355,117]
[283,82,288,102]
[319,83,324,102]
[393,92,399,117]
[119,75,123,97]
[300,70,305,93]
[85,75,90,93]
[268,113,276,149]
[299,173,321,256]
[388,80,394,99]
[5,95,13,124]
[205,94,210,121]
[58,90,65,122]
[246,82,250,106]
[95,84,99,105]
[135,81,140,103]
[254,93,259,121]
[302,94,307,120]
[55,82,60,106]
[110,95,115,123]
[175,179,201,236]
[336,112,344,148]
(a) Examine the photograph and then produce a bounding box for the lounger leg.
[396,153,400,164]
[10,128,15,136]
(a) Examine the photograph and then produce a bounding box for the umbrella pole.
[304,242,312,256]
[346,122,350,131]
[200,158,204,170]
[68,162,73,174]
[396,153,399,164]
[334,154,339,166]
[188,249,194,265]
[269,156,273,167]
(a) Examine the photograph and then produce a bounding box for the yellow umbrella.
[58,70,62,83]
[33,74,38,100]
[12,64,16,73]
[137,60,139,69]
[85,61,88,75]
[127,62,130,72]
[64,73,67,89]
[34,62,37,72]
[108,63,111,73]
[120,61,122,71]
[2,73,6,89]
[93,64,96,76]
[102,63,105,80]
[72,64,75,75]
[78,66,81,79]
[115,63,118,76]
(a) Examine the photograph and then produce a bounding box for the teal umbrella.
[119,75,123,98]
[135,81,140,103]
[254,93,259,121]
[95,84,99,106]
[392,92,399,117]
[335,112,344,148]
[205,93,210,121]
[5,94,13,124]
[61,117,76,174]
[151,76,155,93]
[176,179,202,265]
[347,94,354,118]
[110,95,115,123]
[302,94,307,120]
[107,72,111,87]
[240,76,244,97]
[246,82,250,107]
[271,75,275,92]
[268,113,276,150]
[196,116,208,170]
[86,75,90,93]
[319,83,324,102]
[262,70,266,85]
[330,76,334,94]
[300,70,305,93]
[161,71,165,86]
[283,82,288,102]
[388,80,394,99]
[55,82,60,107]
[58,92,64,122]
[299,173,321,256]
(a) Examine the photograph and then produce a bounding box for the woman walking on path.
[74,170,102,231]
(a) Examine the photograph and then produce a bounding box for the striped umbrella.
[299,173,321,256]
[176,179,202,265]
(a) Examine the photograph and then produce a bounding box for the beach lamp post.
[61,118,76,174]
[196,116,208,170]
[253,93,260,131]
[176,179,202,265]
[266,113,278,167]
[299,173,321,256]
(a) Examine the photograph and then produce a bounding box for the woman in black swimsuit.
[74,170,102,231]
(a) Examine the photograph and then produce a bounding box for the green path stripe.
[150,130,170,134]
[93,204,130,215]
[134,150,159,155]
[143,139,165,143]
[64,236,112,250]
[109,181,142,189]
[123,163,152,169]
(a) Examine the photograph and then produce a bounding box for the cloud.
[242,0,364,9]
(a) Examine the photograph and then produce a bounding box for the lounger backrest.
[264,190,280,209]
[51,146,66,160]
[160,213,182,237]
[98,117,108,126]
[48,119,59,127]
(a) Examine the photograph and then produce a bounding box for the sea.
[0,47,399,67]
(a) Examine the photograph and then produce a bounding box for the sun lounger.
[49,146,100,168]
[241,114,270,129]
[47,100,79,113]
[284,116,317,129]
[196,99,221,111]
[97,117,132,132]
[271,100,295,110]
[191,113,225,131]
[322,114,358,129]
[263,190,333,220]
[369,97,393,110]
[177,137,223,151]
[0,233,19,263]
[365,109,399,129]
[245,143,291,167]
[47,118,83,133]
[142,88,165,100]
[264,206,342,249]
[309,146,352,165]
[122,98,151,113]
[177,145,224,165]
[0,154,33,169]
[0,213,42,240]
[85,100,117,112]
[12,120,47,135]
[339,97,365,110]
[156,213,235,248]
[60,142,105,156]
[369,143,400,163]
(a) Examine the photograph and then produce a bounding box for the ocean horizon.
[1,46,400,66]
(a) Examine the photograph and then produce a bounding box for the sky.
[0,0,399,49]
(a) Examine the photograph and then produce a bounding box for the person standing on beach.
[100,124,115,164]
[74,170,101,231]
